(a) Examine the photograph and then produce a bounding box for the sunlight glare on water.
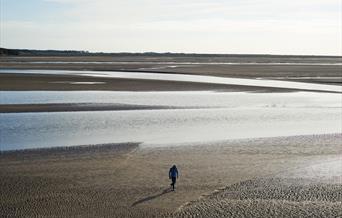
[0,90,341,150]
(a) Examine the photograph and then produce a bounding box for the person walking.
[169,165,179,191]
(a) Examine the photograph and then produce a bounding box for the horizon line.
[1,47,341,58]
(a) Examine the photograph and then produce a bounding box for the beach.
[2,0,342,216]
[1,134,341,217]
[0,55,341,217]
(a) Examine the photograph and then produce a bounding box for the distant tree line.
[0,48,89,56]
[0,47,340,58]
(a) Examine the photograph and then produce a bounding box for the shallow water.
[1,90,341,108]
[1,91,341,151]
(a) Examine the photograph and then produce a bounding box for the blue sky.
[1,0,341,55]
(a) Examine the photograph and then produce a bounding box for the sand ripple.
[174,178,342,217]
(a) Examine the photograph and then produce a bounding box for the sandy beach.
[1,134,341,217]
[2,0,342,216]
[1,55,341,217]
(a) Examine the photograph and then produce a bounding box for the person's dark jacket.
[169,166,178,178]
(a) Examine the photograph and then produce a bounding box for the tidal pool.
[1,91,341,151]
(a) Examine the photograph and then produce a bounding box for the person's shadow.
[131,187,173,207]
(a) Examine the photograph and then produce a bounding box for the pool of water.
[1,90,341,151]
[1,91,341,108]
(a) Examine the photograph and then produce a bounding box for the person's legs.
[171,177,176,190]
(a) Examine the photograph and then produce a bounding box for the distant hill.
[0,47,341,58]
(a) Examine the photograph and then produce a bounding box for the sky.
[0,0,341,55]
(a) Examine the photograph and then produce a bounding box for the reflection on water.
[1,91,341,108]
[1,91,341,151]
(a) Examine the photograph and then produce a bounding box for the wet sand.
[1,55,341,93]
[1,55,342,84]
[0,103,197,113]
[0,73,307,93]
[1,134,341,217]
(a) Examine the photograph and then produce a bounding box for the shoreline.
[1,132,341,154]
[0,142,140,155]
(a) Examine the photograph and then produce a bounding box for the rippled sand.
[175,178,342,217]
[1,134,341,217]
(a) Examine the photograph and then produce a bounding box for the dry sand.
[1,134,341,217]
